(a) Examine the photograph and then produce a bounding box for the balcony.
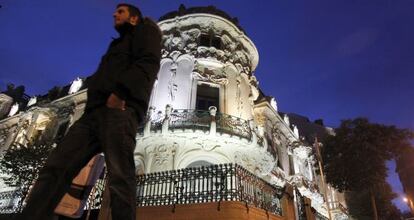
[135,163,283,215]
[0,164,318,220]
[140,106,267,148]
[82,163,284,218]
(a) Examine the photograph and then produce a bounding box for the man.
[19,4,161,220]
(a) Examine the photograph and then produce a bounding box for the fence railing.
[0,190,21,213]
[215,113,251,139]
[0,164,284,216]
[140,106,258,143]
[136,163,283,216]
[169,109,211,131]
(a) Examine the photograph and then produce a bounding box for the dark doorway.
[196,84,219,111]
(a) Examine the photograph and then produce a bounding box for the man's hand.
[106,93,126,110]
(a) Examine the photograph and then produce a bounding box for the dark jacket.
[85,18,162,122]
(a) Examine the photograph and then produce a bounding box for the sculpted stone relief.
[14,118,31,145]
[68,77,83,95]
[193,65,228,85]
[194,139,221,152]
[163,28,201,53]
[145,142,178,172]
[161,25,253,76]
[157,53,195,107]
[234,149,275,176]
[168,62,178,101]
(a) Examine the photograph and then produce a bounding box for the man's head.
[113,4,142,27]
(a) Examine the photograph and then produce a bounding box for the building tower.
[0,5,350,220]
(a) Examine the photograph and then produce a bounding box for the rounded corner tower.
[150,5,260,119]
[135,5,273,176]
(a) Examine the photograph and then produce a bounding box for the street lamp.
[403,197,409,203]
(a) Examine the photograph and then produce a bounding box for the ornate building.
[0,5,349,220]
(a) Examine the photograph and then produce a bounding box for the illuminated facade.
[0,5,349,220]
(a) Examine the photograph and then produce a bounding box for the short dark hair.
[117,3,143,20]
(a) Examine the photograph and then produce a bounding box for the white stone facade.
[0,10,349,219]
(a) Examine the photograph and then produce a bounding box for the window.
[199,34,222,49]
[199,34,211,47]
[196,84,219,111]
[211,36,222,49]
[186,160,213,168]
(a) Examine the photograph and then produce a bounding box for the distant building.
[0,5,349,220]
[288,113,349,219]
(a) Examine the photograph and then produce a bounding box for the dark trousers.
[18,106,139,220]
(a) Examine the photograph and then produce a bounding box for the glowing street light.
[403,197,408,203]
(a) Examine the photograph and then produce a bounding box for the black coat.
[85,18,162,122]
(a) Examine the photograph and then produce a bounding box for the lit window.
[196,84,219,111]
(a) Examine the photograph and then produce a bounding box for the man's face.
[113,6,133,27]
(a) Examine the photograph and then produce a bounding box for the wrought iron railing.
[0,190,21,213]
[0,164,284,216]
[215,113,251,139]
[141,107,255,141]
[169,109,211,131]
[136,163,283,216]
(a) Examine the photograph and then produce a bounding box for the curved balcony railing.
[139,106,256,142]
[215,113,251,139]
[169,109,211,131]
[136,163,283,216]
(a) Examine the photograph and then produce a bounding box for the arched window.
[186,160,213,168]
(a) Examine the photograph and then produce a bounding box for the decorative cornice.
[159,14,258,73]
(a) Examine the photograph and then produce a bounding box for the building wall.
[0,11,338,219]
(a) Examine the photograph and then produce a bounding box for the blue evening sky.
[0,0,412,212]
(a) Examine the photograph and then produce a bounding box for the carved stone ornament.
[292,145,312,160]
[234,149,275,176]
[271,128,284,146]
[8,103,19,117]
[27,96,37,107]
[147,143,177,166]
[162,26,253,76]
[194,138,221,152]
[283,115,290,126]
[192,64,229,85]
[68,77,83,94]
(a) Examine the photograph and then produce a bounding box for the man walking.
[19,3,161,220]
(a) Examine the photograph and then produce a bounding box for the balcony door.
[196,83,219,112]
